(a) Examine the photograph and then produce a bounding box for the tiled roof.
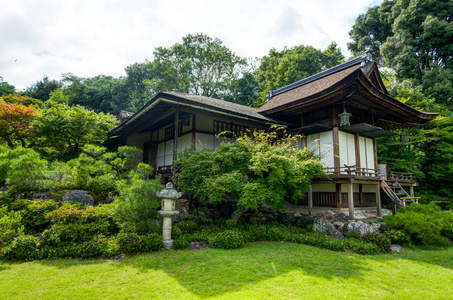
[163,92,277,122]
[259,56,366,112]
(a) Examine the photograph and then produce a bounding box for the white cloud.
[1,0,381,90]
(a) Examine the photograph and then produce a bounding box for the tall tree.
[348,0,453,105]
[62,74,129,115]
[254,43,344,106]
[33,90,118,160]
[0,97,37,147]
[0,77,15,96]
[146,33,247,99]
[24,75,62,101]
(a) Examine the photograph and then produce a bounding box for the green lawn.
[1,242,452,299]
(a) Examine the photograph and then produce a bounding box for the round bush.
[2,235,39,260]
[209,230,245,249]
[175,220,198,234]
[173,237,190,249]
[140,233,162,252]
[117,232,142,253]
[361,232,391,252]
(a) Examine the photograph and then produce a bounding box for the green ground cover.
[1,242,452,299]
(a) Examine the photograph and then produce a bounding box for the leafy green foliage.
[1,235,39,260]
[19,200,59,234]
[360,232,391,252]
[383,229,412,245]
[176,129,325,210]
[348,0,453,106]
[33,90,117,160]
[173,237,189,249]
[114,163,161,235]
[254,43,344,106]
[0,206,24,247]
[383,204,453,245]
[209,230,245,249]
[146,33,247,100]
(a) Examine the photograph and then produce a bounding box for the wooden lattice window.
[213,120,247,136]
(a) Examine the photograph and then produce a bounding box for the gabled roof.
[110,91,281,137]
[259,55,437,125]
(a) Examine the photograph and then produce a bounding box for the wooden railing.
[324,166,378,177]
[157,165,173,173]
[388,171,414,182]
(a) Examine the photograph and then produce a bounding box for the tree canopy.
[145,33,247,99]
[254,43,344,106]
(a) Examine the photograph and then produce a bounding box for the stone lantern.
[157,182,181,250]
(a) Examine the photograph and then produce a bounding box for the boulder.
[346,221,379,236]
[312,218,334,233]
[332,221,344,230]
[327,228,345,240]
[32,192,54,200]
[390,244,404,253]
[62,190,94,206]
[317,210,349,221]
[189,241,209,250]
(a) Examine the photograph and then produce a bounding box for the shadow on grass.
[27,242,452,298]
[116,242,371,298]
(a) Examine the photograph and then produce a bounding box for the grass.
[1,242,452,299]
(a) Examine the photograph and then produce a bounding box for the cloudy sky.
[1,0,382,90]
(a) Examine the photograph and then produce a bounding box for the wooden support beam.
[376,181,381,217]
[173,107,179,178]
[348,181,354,220]
[409,185,414,197]
[336,183,341,208]
[332,127,340,175]
[308,184,313,216]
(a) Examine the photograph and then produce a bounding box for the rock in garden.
[327,228,345,240]
[189,241,210,250]
[108,254,126,260]
[317,210,349,221]
[32,192,54,200]
[333,221,344,230]
[62,190,94,206]
[312,218,334,232]
[346,221,379,236]
[390,245,404,253]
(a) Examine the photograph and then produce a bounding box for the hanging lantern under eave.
[338,109,352,127]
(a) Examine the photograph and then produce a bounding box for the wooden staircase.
[381,180,420,209]
[381,180,403,207]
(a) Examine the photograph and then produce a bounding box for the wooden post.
[359,184,363,207]
[376,181,381,217]
[336,183,341,208]
[355,134,361,176]
[308,184,313,216]
[348,181,354,220]
[332,127,340,175]
[409,185,414,197]
[173,107,179,177]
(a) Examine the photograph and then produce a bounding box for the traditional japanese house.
[109,55,437,218]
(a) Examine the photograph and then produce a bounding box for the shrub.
[442,223,453,241]
[173,237,189,249]
[383,204,453,246]
[0,206,24,246]
[209,230,245,249]
[0,191,14,208]
[1,235,39,260]
[77,239,103,259]
[114,164,161,235]
[384,229,412,245]
[344,230,361,240]
[20,199,59,234]
[140,233,162,252]
[361,232,391,252]
[345,238,381,255]
[174,220,198,234]
[117,232,142,253]
[53,221,110,243]
[6,149,49,193]
[294,232,346,252]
